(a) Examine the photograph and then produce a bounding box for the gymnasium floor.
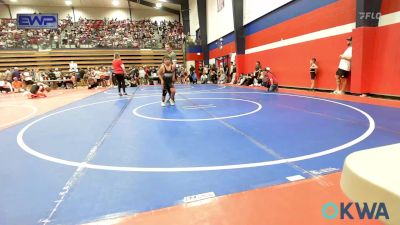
[1,84,400,225]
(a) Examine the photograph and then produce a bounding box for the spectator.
[218,67,226,84]
[138,67,146,85]
[229,62,237,84]
[5,68,12,82]
[309,58,318,91]
[200,73,208,84]
[21,68,33,88]
[334,37,352,95]
[0,18,184,49]
[0,80,13,93]
[11,67,20,81]
[69,61,78,73]
[87,75,98,89]
[265,67,278,92]
[12,77,23,93]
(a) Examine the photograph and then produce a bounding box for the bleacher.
[0,49,184,72]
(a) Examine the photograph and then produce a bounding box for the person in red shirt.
[265,67,278,92]
[112,52,127,96]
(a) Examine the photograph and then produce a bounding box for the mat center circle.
[132,98,263,121]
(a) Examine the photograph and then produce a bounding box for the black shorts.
[336,68,350,78]
[162,76,174,95]
[310,72,316,80]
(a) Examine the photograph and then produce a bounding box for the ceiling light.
[155,3,162,8]
[10,0,18,3]
[112,0,119,6]
[65,0,72,6]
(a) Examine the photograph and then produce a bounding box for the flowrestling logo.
[322,202,389,220]
[17,14,58,29]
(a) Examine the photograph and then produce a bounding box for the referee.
[165,42,177,68]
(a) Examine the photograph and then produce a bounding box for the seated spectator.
[200,73,208,84]
[238,74,249,85]
[87,75,98,89]
[5,68,12,82]
[209,65,218,84]
[12,77,23,93]
[21,68,34,88]
[218,67,226,84]
[265,67,278,92]
[0,80,12,93]
[191,70,197,84]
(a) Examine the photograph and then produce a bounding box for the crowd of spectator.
[0,62,280,94]
[198,61,278,92]
[0,63,196,94]
[0,16,185,49]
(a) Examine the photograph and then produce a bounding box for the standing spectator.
[229,62,237,84]
[309,58,318,91]
[138,67,146,85]
[69,61,78,74]
[165,42,177,69]
[11,67,20,81]
[334,37,352,94]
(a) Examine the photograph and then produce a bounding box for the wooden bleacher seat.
[0,49,184,72]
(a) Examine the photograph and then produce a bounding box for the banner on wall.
[217,0,225,12]
[17,14,58,29]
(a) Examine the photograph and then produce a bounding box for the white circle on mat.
[16,92,375,172]
[132,98,262,121]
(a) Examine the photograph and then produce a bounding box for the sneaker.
[338,91,345,95]
[161,101,166,107]
[119,93,122,96]
[123,92,128,95]
[169,99,175,106]
[332,90,339,94]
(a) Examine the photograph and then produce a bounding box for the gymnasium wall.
[4,5,178,21]
[206,0,234,44]
[240,0,355,91]
[353,0,400,96]
[0,4,9,18]
[241,0,400,95]
[189,0,199,36]
[243,0,293,25]
[202,0,399,96]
